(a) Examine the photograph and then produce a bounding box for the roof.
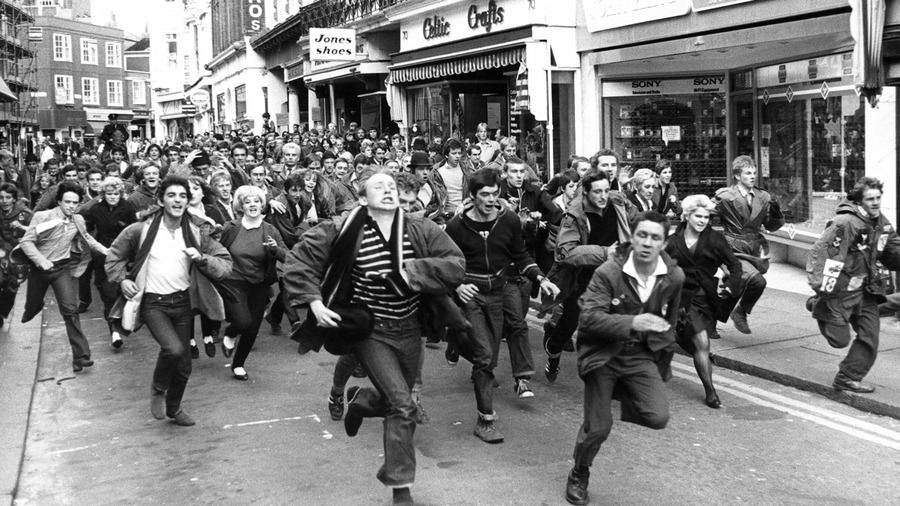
[126,37,149,52]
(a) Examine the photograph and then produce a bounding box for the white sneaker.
[515,378,534,398]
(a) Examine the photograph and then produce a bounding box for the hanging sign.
[309,28,357,62]
[244,0,265,33]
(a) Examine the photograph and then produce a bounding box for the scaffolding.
[0,0,36,164]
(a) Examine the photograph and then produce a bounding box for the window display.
[603,77,728,198]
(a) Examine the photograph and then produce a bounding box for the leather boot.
[565,466,590,505]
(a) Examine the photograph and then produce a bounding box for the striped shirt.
[350,223,419,320]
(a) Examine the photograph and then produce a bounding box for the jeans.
[818,292,881,382]
[352,315,422,487]
[457,288,504,415]
[500,277,534,379]
[268,278,298,326]
[23,263,90,361]
[78,257,93,308]
[573,348,669,468]
[547,283,589,356]
[333,354,358,392]
[141,290,194,416]
[222,280,270,369]
[737,259,766,314]
[0,258,27,318]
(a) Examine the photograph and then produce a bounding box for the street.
[12,301,900,506]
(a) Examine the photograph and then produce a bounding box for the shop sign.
[286,63,304,82]
[400,0,531,52]
[691,0,755,12]
[757,53,848,88]
[602,76,725,97]
[188,89,211,109]
[244,0,265,34]
[309,28,357,62]
[583,0,691,33]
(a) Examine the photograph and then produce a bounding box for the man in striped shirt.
[285,167,464,505]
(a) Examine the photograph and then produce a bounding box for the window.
[235,84,246,118]
[105,42,122,67]
[54,75,73,104]
[131,80,146,105]
[216,93,225,123]
[53,33,72,61]
[80,38,97,64]
[166,33,177,69]
[107,80,123,106]
[81,77,99,105]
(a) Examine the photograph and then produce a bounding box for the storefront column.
[307,88,316,132]
[580,60,599,156]
[288,87,301,128]
[867,87,897,223]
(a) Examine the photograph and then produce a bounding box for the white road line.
[222,414,320,429]
[671,368,900,450]
[671,362,900,442]
[49,444,98,455]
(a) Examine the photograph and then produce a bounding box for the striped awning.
[390,47,525,83]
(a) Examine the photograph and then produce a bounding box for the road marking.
[49,444,98,455]
[223,414,320,429]
[670,364,900,450]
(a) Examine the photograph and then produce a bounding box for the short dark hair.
[654,158,672,175]
[109,145,127,156]
[503,156,527,172]
[629,210,669,236]
[283,172,305,192]
[61,164,78,176]
[443,139,463,156]
[86,167,104,180]
[0,182,19,200]
[231,142,248,155]
[56,180,85,202]
[848,176,884,203]
[468,168,500,196]
[591,149,619,167]
[104,162,121,174]
[157,175,192,203]
[581,168,609,192]
[394,172,422,194]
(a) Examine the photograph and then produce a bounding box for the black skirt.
[677,290,714,349]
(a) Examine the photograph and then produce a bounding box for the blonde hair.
[680,194,716,221]
[232,185,267,215]
[630,168,656,190]
[100,176,124,194]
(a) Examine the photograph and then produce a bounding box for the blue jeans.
[352,314,421,487]
[141,290,195,416]
[23,262,90,361]
[500,276,534,378]
[457,288,504,415]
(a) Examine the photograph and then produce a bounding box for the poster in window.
[487,101,502,129]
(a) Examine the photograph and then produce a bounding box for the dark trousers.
[333,354,358,391]
[818,292,880,382]
[200,313,221,338]
[141,290,194,416]
[268,278,298,326]
[737,259,766,314]
[92,254,120,333]
[547,284,588,356]
[457,289,504,415]
[351,315,422,487]
[500,277,534,378]
[222,280,269,369]
[23,264,91,361]
[0,258,27,318]
[573,348,669,468]
[78,257,93,308]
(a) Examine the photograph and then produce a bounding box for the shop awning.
[849,0,886,106]
[0,79,16,103]
[302,61,390,87]
[389,47,525,83]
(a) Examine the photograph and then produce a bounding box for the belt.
[143,290,189,303]
[620,340,648,354]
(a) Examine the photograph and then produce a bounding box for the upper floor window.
[131,80,146,105]
[54,75,73,104]
[53,33,72,61]
[107,80,123,106]
[80,38,97,65]
[81,77,99,105]
[105,42,122,67]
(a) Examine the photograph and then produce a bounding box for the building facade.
[575,0,900,267]
[125,37,152,140]
[0,0,36,157]
[31,15,132,144]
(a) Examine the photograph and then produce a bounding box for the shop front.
[578,0,899,264]
[386,0,578,177]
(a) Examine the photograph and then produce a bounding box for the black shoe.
[77,303,89,314]
[190,344,200,360]
[344,386,363,437]
[545,357,560,383]
[565,467,590,505]
[705,391,722,409]
[221,339,235,358]
[393,487,414,506]
[425,334,442,348]
[707,327,721,340]
[563,338,575,352]
[328,391,345,421]
[150,388,166,420]
[204,340,216,358]
[445,344,459,366]
[168,409,196,426]
[72,357,94,372]
[232,366,249,381]
[833,377,876,393]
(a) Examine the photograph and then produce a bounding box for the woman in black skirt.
[665,194,743,408]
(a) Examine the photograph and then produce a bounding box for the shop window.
[408,83,451,143]
[757,53,865,237]
[602,77,728,197]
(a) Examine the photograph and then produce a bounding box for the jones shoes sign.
[310,28,357,62]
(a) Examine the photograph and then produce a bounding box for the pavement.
[3,261,900,504]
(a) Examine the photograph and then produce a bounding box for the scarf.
[129,211,200,281]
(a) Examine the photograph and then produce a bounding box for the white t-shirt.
[438,165,463,214]
[144,228,192,294]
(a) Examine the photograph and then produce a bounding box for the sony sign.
[245,0,265,33]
